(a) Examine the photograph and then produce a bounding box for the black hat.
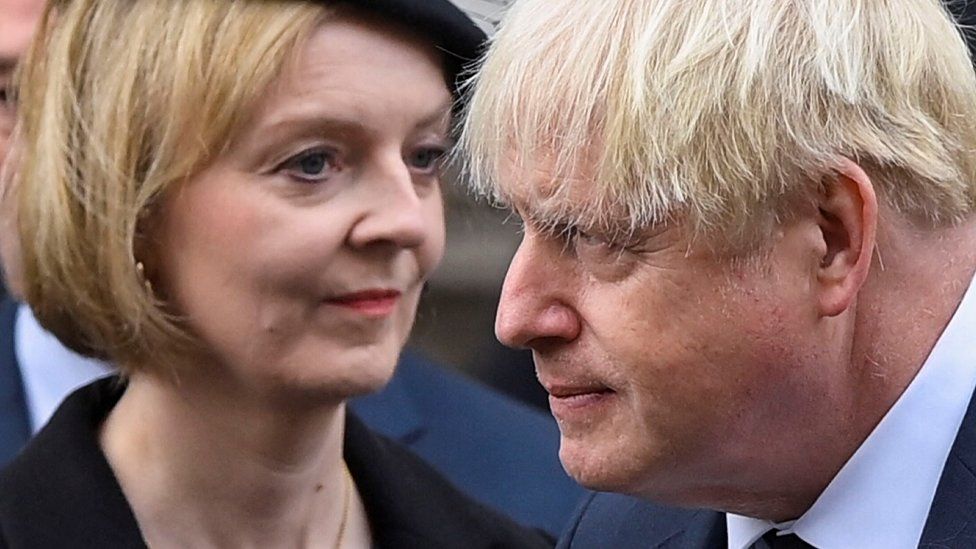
[337,0,487,97]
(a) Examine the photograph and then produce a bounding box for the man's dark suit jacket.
[0,299,583,536]
[556,386,976,548]
[0,377,553,549]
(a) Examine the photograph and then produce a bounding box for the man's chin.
[558,436,653,494]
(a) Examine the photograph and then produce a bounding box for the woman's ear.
[133,202,161,292]
[815,158,878,317]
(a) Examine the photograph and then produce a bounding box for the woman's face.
[152,17,450,400]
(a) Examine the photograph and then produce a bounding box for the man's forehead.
[0,0,44,62]
[497,159,589,219]
[495,160,643,236]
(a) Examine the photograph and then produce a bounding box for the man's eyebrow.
[515,205,572,235]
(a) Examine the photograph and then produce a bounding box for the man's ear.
[816,158,878,318]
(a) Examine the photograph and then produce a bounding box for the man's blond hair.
[461,0,976,248]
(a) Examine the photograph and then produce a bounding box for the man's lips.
[325,289,402,316]
[545,384,615,399]
[545,381,617,418]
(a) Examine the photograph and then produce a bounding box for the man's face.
[495,173,837,502]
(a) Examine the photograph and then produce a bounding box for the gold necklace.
[333,463,353,549]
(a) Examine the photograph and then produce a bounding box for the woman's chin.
[264,356,399,403]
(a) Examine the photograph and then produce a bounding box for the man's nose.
[495,235,581,350]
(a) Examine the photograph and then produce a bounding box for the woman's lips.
[325,289,402,317]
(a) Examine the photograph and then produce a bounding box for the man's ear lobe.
[816,158,878,317]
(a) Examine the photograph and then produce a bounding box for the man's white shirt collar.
[15,304,113,432]
[727,274,976,549]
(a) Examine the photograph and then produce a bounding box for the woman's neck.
[100,372,353,548]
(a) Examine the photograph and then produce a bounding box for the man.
[461,0,976,547]
[0,0,582,537]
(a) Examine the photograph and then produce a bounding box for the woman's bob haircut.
[460,0,976,251]
[5,0,333,372]
[4,0,482,374]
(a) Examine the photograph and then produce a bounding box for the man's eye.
[408,146,448,173]
[278,149,339,183]
[575,230,612,249]
[557,224,623,256]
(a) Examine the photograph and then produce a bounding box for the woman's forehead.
[239,17,453,142]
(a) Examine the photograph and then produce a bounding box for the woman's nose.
[347,161,435,250]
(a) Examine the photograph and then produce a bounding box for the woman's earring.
[136,261,154,295]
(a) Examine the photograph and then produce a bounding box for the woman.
[0,1,552,547]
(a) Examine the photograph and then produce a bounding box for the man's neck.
[685,220,976,522]
[849,218,976,441]
[765,219,976,521]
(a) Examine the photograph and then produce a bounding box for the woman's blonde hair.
[5,0,327,371]
[460,0,976,249]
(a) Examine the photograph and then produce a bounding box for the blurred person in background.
[0,0,45,301]
[462,0,976,547]
[0,0,566,546]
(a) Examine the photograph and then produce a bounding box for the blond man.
[461,0,976,547]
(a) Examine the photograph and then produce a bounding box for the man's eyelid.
[559,222,638,253]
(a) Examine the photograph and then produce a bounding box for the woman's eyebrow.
[414,100,453,130]
[259,115,368,139]
[253,99,453,140]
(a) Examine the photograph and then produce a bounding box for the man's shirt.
[727,274,976,549]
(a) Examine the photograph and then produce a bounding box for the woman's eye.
[279,149,339,183]
[408,146,447,173]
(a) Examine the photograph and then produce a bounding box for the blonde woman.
[0,1,553,547]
